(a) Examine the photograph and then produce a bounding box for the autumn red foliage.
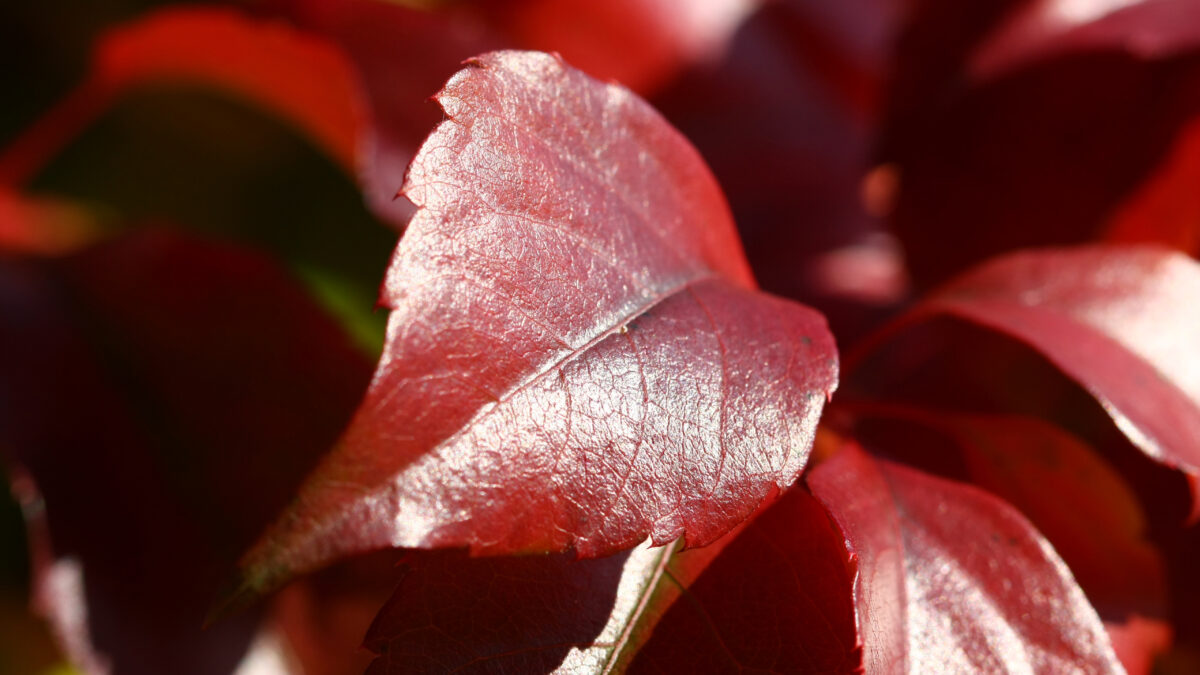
[2,1,1200,673]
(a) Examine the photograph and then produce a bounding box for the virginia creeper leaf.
[808,444,1124,673]
[0,228,373,674]
[269,0,912,340]
[837,406,1170,671]
[899,245,1200,520]
[233,50,838,601]
[1105,114,1200,255]
[0,8,367,188]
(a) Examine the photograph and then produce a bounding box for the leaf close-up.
[232,50,839,602]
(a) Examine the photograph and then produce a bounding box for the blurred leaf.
[0,228,374,674]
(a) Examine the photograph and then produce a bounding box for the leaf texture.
[839,407,1170,672]
[808,445,1124,674]
[234,50,838,599]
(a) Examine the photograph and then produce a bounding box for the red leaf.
[0,8,366,189]
[625,482,860,673]
[835,406,1171,671]
[808,445,1124,673]
[0,228,373,674]
[232,50,837,600]
[895,246,1200,520]
[971,0,1200,79]
[1104,114,1200,254]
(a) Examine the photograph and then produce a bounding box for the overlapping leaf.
[808,445,1124,673]
[837,407,1171,671]
[233,50,838,600]
[885,246,1200,520]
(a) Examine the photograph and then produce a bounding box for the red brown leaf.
[808,444,1124,673]
[233,50,838,601]
[834,406,1171,671]
[892,245,1200,520]
[648,0,912,343]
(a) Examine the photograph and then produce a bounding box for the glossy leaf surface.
[837,406,1170,671]
[808,445,1124,673]
[235,50,838,599]
[845,409,1166,618]
[0,229,373,674]
[908,246,1200,519]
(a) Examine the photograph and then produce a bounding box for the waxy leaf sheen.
[838,406,1170,671]
[808,445,1124,674]
[235,50,838,598]
[908,246,1200,519]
